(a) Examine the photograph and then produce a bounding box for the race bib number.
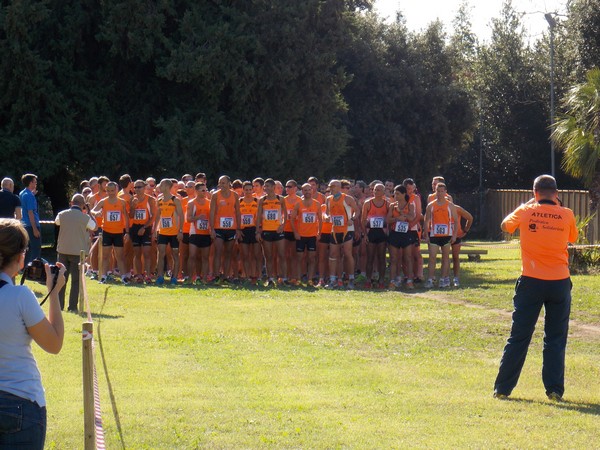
[242,214,254,226]
[302,212,316,224]
[265,209,279,222]
[196,219,208,231]
[369,217,385,229]
[161,217,173,229]
[107,211,121,222]
[134,209,147,221]
[332,215,345,227]
[220,217,234,229]
[395,221,409,233]
[433,224,449,236]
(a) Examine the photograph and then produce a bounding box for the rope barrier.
[80,257,106,450]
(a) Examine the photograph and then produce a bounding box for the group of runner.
[80,172,473,289]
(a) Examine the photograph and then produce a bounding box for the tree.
[552,68,600,212]
[473,1,551,188]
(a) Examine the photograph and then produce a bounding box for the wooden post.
[82,322,96,450]
[78,250,85,312]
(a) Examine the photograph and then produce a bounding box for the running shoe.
[156,276,165,286]
[424,279,434,289]
[170,277,178,285]
[453,277,460,288]
[405,280,415,290]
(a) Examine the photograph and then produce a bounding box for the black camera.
[23,258,59,284]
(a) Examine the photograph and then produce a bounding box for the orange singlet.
[320,203,332,235]
[262,196,283,232]
[297,199,320,237]
[93,192,106,228]
[365,198,389,230]
[284,196,300,233]
[102,199,126,234]
[132,195,151,226]
[391,202,411,233]
[214,190,237,230]
[430,200,452,237]
[181,198,191,234]
[239,198,258,229]
[189,198,210,235]
[328,193,350,233]
[158,196,178,236]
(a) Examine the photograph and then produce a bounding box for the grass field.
[32,242,600,449]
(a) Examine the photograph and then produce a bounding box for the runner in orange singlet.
[130,179,157,283]
[316,194,332,287]
[256,178,287,286]
[209,175,242,282]
[403,178,424,282]
[283,180,301,282]
[362,183,389,288]
[291,183,322,285]
[238,181,261,283]
[325,180,358,289]
[154,179,184,285]
[386,185,416,290]
[91,181,130,284]
[187,182,212,283]
[423,183,458,288]
[118,174,134,276]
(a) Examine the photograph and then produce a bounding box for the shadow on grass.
[501,397,600,415]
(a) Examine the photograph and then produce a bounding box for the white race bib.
[161,217,173,229]
[302,212,316,224]
[432,224,449,236]
[134,209,147,221]
[219,217,234,229]
[395,221,409,233]
[265,209,279,222]
[196,219,208,231]
[332,215,345,227]
[369,216,385,229]
[242,214,254,226]
[107,211,121,222]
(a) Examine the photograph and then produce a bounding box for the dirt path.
[412,291,600,340]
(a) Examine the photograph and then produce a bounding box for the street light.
[545,12,557,177]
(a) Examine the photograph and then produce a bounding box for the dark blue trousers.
[494,276,572,397]
[0,390,46,449]
[24,226,42,266]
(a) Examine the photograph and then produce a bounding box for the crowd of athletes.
[0,172,473,290]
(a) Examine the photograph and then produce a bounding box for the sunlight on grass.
[33,243,600,448]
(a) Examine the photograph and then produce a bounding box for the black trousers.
[494,276,572,397]
[57,253,82,311]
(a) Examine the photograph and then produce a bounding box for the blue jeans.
[24,226,42,266]
[494,276,572,397]
[0,390,46,449]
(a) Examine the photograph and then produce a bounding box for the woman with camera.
[0,218,66,448]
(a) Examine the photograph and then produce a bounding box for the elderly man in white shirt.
[55,194,97,312]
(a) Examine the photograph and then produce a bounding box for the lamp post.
[545,12,557,177]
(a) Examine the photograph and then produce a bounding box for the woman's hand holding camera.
[45,262,66,294]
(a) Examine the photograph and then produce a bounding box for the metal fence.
[452,189,598,243]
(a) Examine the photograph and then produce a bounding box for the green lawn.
[33,243,600,449]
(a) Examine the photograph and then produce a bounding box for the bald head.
[71,194,86,207]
